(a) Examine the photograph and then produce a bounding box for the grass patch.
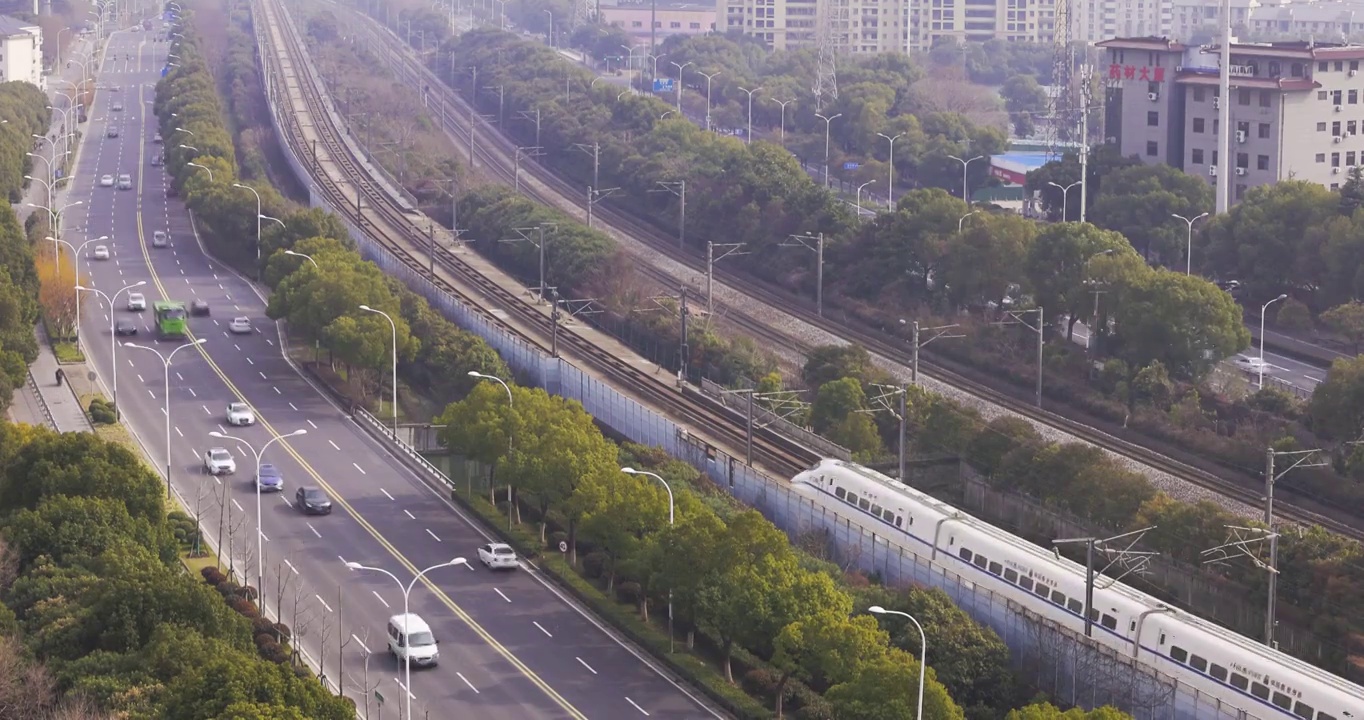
[180,546,220,577]
[52,340,84,363]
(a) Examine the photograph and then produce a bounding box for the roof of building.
[599,0,715,8]
[991,152,1055,173]
[1096,36,1188,51]
[0,15,38,37]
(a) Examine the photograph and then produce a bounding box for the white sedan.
[228,317,252,334]
[126,292,146,311]
[1232,355,1275,376]
[92,245,110,260]
[99,174,114,187]
[477,543,518,570]
[226,402,255,426]
[203,447,236,475]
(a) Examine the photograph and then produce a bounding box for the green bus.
[154,301,188,339]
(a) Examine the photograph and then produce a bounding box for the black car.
[190,299,210,316]
[295,486,332,515]
[114,320,137,336]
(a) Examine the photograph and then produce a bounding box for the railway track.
[255,0,814,479]
[337,17,1364,543]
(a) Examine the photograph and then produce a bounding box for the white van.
[386,613,439,667]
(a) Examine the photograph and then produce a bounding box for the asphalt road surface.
[68,22,721,720]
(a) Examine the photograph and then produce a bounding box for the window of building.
[1317,153,1328,163]
[1353,60,1360,71]
[1337,61,1346,71]
[1334,120,1342,136]
[1352,90,1360,105]
[1236,184,1247,200]
[1213,150,1219,164]
[1238,88,1251,105]
[1350,151,1359,166]
[1147,110,1159,126]
[1352,121,1359,135]
[689,22,700,28]
[1213,119,1220,135]
[1320,90,1330,101]
[1193,86,1205,102]
[1193,117,1205,133]
[1258,154,1270,170]
[1260,122,1271,138]
[631,20,642,26]
[1270,61,1281,77]
[1319,61,1329,72]
[1319,121,1329,132]
[1237,152,1248,168]
[1335,90,1344,104]
[669,21,681,27]
[1260,91,1271,107]
[1332,152,1342,167]
[1192,148,1204,164]
[1146,140,1158,157]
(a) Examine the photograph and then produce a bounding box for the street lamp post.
[947,154,986,203]
[25,174,53,212]
[697,70,721,130]
[50,234,109,342]
[284,249,318,268]
[345,558,468,720]
[1260,294,1288,389]
[212,429,308,604]
[621,467,675,650]
[232,183,264,280]
[815,112,842,188]
[1172,212,1209,275]
[1047,180,1082,221]
[770,97,795,145]
[75,280,145,420]
[878,132,903,207]
[958,210,979,233]
[856,179,877,217]
[359,305,398,435]
[737,86,761,144]
[670,61,692,112]
[867,606,927,720]
[125,339,205,494]
[187,162,214,181]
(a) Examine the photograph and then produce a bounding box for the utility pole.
[706,241,747,312]
[516,108,542,154]
[501,224,557,304]
[782,232,826,316]
[483,84,505,126]
[514,146,541,192]
[652,181,686,249]
[573,141,601,190]
[586,185,619,229]
[899,319,963,385]
[549,287,562,357]
[1054,529,1157,638]
[727,388,806,466]
[996,308,1045,407]
[467,66,478,164]
[870,384,910,482]
[678,286,690,385]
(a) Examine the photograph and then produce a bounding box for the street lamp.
[1260,294,1289,389]
[232,183,264,280]
[1047,180,1082,221]
[958,210,980,233]
[126,339,205,494]
[697,70,721,130]
[733,86,761,144]
[345,558,468,720]
[359,305,398,435]
[49,234,109,342]
[211,428,308,603]
[769,97,795,145]
[25,174,52,211]
[75,280,145,419]
[669,61,692,112]
[815,112,841,188]
[856,179,877,217]
[621,467,674,649]
[867,606,927,720]
[947,154,985,204]
[175,126,195,137]
[1172,212,1209,275]
[186,162,214,181]
[284,249,318,268]
[878,132,904,207]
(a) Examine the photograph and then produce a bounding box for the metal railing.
[24,368,56,430]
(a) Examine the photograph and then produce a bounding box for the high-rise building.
[0,15,41,89]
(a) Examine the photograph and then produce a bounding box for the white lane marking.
[127,358,134,367]
[175,371,183,381]
[150,390,157,399]
[371,590,390,608]
[626,698,650,716]
[289,402,298,411]
[266,338,273,346]
[1305,374,1323,383]
[328,440,340,450]
[533,621,553,637]
[457,672,479,694]
[308,523,322,538]
[351,635,371,654]
[258,371,266,380]
[258,529,269,542]
[136,373,143,383]
[353,463,366,475]
[233,343,239,350]
[576,657,598,675]
[403,509,415,520]
[187,387,196,397]
[284,558,298,574]
[231,499,243,512]
[494,588,511,603]
[246,357,253,365]
[380,488,394,500]
[273,386,281,395]
[425,529,441,543]
[316,595,333,613]
[307,419,318,429]
[174,426,183,437]
[202,405,210,415]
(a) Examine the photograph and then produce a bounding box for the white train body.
[790,458,1364,720]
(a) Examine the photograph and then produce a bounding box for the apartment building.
[0,15,40,88]
[1247,0,1364,40]
[1099,35,1364,201]
[1075,0,1172,43]
[601,0,717,41]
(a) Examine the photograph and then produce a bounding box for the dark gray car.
[295,486,332,515]
[114,320,137,336]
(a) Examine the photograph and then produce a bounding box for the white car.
[152,230,168,247]
[126,292,146,311]
[93,245,110,260]
[111,102,123,111]
[99,174,114,187]
[117,174,132,190]
[229,317,252,334]
[203,447,236,475]
[226,402,255,426]
[1232,355,1275,376]
[477,543,518,570]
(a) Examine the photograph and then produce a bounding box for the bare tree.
[0,636,55,720]
[46,693,111,720]
[0,537,19,594]
[190,474,210,558]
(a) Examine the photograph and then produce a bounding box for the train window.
[1100,614,1117,630]
[973,554,988,569]
[1088,608,1099,622]
[1067,599,1083,614]
[959,548,973,562]
[1229,673,1248,691]
[1189,655,1207,673]
[1209,664,1227,682]
[1169,646,1188,663]
[1033,582,1048,598]
[872,504,885,517]
[1317,712,1335,720]
[1158,632,1166,645]
[1003,568,1018,583]
[1018,577,1034,592]
[1050,589,1066,606]
[988,561,1002,576]
[906,515,913,526]
[894,516,903,528]
[1250,682,1269,700]
[1292,700,1314,719]
[857,497,871,511]
[1271,691,1291,710]
[834,487,847,500]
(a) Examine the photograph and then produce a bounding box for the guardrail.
[354,406,457,492]
[25,368,56,430]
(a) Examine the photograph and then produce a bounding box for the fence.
[24,368,55,430]
[258,16,1271,718]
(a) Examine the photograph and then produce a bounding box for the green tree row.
[0,420,356,718]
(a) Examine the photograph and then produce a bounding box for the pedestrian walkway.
[9,324,92,433]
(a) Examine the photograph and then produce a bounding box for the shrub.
[257,637,288,664]
[87,398,116,425]
[549,530,568,551]
[273,622,292,641]
[238,585,259,601]
[216,579,240,597]
[742,668,778,699]
[201,566,227,585]
[254,632,275,649]
[616,581,641,605]
[227,595,260,618]
[252,616,275,636]
[581,551,607,579]
[795,695,834,720]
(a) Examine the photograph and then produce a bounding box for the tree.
[1023,223,1137,340]
[0,430,165,524]
[34,249,77,341]
[1088,164,1213,262]
[801,344,881,392]
[436,382,516,498]
[940,212,1036,308]
[825,650,965,720]
[4,495,176,570]
[1110,268,1250,378]
[1202,180,1338,298]
[1309,355,1364,440]
[1321,301,1364,353]
[810,376,867,434]
[1000,74,1047,115]
[770,612,887,716]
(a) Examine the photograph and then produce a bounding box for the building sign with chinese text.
[1108,64,1166,82]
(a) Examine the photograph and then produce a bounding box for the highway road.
[68,23,722,720]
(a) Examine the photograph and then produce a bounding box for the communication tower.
[813,0,842,111]
[1047,0,1075,158]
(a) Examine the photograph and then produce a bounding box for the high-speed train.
[791,458,1364,719]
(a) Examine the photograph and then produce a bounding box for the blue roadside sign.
[843,162,860,170]
[653,78,674,93]
[161,66,169,77]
